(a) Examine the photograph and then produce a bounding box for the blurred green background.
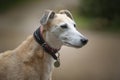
[0,0,120,80]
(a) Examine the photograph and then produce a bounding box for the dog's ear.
[40,10,55,25]
[59,10,73,20]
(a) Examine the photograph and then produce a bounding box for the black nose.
[81,38,88,45]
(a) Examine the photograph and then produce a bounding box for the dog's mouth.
[63,42,82,48]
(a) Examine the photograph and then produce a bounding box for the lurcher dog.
[0,10,88,80]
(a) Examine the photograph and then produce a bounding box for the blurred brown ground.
[0,0,120,80]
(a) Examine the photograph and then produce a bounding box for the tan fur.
[0,10,86,80]
[0,35,54,80]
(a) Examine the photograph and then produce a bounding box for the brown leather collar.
[33,26,60,60]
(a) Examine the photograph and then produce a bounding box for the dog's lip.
[64,42,82,48]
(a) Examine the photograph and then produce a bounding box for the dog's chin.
[63,42,83,48]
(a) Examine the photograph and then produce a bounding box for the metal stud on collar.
[41,43,46,48]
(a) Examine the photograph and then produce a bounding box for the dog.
[0,10,88,80]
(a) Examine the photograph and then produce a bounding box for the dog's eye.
[74,24,76,28]
[60,24,68,29]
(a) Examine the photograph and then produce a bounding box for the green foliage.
[79,0,120,32]
[73,13,93,29]
[79,0,120,20]
[0,0,23,12]
[0,0,39,13]
[74,12,120,32]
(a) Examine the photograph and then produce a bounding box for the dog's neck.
[15,36,54,80]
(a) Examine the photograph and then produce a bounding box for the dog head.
[40,10,88,48]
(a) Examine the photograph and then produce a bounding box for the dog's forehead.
[51,13,75,26]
